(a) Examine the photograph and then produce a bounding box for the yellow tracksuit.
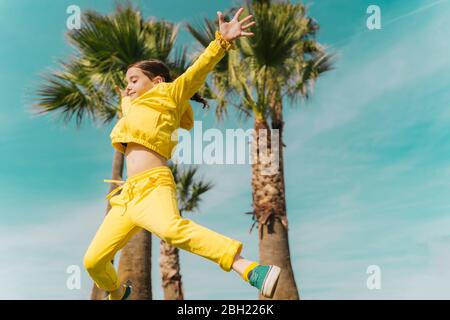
[84,32,243,293]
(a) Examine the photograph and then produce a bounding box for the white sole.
[261,265,281,298]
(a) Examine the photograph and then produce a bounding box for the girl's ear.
[154,75,165,84]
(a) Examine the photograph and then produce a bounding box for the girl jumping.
[83,7,281,300]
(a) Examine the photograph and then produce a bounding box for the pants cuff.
[220,239,243,272]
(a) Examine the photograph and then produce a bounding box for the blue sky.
[1,0,450,299]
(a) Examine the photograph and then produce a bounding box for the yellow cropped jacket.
[110,32,233,160]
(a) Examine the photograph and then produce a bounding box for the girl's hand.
[115,85,127,98]
[217,7,256,42]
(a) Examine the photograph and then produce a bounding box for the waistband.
[103,165,173,200]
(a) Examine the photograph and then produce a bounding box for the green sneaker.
[104,280,132,300]
[248,265,281,299]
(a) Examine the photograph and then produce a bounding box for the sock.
[242,261,259,282]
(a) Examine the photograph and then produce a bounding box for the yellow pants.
[83,165,243,292]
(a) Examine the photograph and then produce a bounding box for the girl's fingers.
[242,21,256,30]
[217,11,226,24]
[217,11,225,26]
[239,14,253,24]
[115,86,127,97]
[232,7,244,21]
[241,31,255,37]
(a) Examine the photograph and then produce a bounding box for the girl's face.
[125,67,164,100]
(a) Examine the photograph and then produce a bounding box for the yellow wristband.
[215,31,236,50]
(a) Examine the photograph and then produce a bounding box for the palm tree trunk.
[160,240,184,300]
[251,112,300,300]
[118,230,152,299]
[90,147,125,300]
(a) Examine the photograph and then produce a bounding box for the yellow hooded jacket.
[110,32,232,160]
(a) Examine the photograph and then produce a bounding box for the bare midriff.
[123,142,168,178]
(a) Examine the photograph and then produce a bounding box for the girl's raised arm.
[169,7,255,105]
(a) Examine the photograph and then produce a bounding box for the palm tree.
[186,0,335,299]
[33,2,183,299]
[159,164,213,300]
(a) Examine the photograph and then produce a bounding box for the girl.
[83,7,281,300]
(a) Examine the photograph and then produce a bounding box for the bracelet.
[215,31,236,50]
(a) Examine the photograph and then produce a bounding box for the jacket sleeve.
[179,102,194,131]
[168,37,228,105]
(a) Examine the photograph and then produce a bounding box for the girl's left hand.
[217,7,256,42]
[115,85,128,98]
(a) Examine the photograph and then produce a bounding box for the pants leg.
[129,183,243,272]
[83,203,142,292]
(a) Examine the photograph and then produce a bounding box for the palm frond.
[33,59,117,127]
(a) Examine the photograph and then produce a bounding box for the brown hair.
[128,59,209,109]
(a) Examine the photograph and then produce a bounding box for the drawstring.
[104,179,136,216]
[103,174,170,200]
[103,179,126,200]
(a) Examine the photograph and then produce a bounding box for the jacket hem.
[112,136,171,160]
